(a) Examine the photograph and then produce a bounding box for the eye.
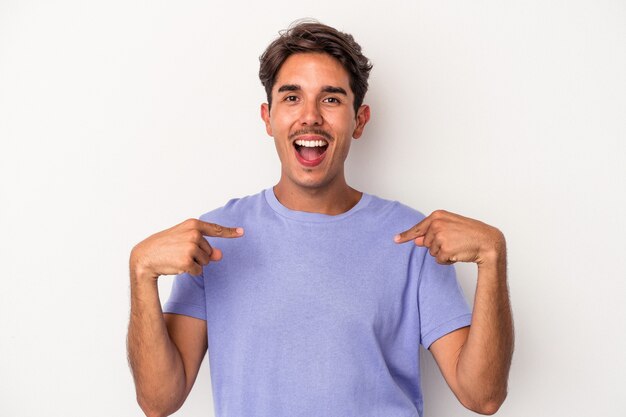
[284,95,299,102]
[323,97,341,104]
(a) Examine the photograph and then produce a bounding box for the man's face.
[261,52,370,192]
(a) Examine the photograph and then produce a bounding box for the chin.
[287,174,332,191]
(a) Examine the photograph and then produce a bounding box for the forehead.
[274,53,352,93]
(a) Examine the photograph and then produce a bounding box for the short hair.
[259,20,373,114]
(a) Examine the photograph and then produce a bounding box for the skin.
[127,52,513,416]
[260,52,370,215]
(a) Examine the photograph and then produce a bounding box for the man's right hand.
[130,218,244,280]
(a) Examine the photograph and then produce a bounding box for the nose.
[299,100,323,126]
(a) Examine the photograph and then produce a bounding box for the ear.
[352,104,371,139]
[260,103,273,136]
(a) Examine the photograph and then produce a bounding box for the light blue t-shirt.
[164,188,471,417]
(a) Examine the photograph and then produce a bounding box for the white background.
[1,1,625,416]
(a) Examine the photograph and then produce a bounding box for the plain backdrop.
[1,1,625,416]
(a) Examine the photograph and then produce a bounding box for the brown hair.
[259,20,373,114]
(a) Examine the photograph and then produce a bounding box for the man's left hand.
[394,210,505,266]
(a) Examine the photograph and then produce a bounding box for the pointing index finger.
[197,221,244,238]
[394,226,420,244]
[394,216,432,244]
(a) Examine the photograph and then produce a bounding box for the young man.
[127,21,513,417]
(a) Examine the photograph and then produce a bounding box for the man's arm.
[127,219,243,417]
[430,250,512,415]
[395,210,514,415]
[127,270,207,417]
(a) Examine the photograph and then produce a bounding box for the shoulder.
[363,193,427,230]
[198,190,266,224]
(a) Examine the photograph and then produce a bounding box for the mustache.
[289,128,332,141]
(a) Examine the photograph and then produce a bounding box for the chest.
[204,226,418,341]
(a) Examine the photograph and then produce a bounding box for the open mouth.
[293,139,329,166]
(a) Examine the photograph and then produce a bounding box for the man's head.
[259,20,373,114]
[259,21,373,196]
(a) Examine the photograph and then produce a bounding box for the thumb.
[209,248,223,262]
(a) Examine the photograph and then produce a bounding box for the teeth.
[295,139,328,147]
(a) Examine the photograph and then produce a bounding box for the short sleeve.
[417,251,472,349]
[162,271,207,321]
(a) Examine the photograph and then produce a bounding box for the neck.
[273,179,362,216]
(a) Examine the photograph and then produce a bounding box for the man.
[127,21,513,417]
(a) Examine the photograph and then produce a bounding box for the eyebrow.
[277,84,301,93]
[277,84,348,95]
[321,86,348,95]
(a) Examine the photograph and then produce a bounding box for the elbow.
[460,389,507,415]
[136,394,182,417]
[137,397,165,417]
[137,401,162,417]
[142,410,166,417]
[470,400,504,415]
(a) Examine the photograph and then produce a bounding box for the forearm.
[456,250,514,413]
[127,267,186,417]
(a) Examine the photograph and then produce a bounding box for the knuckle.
[185,242,197,254]
[430,219,444,231]
[189,229,202,241]
[213,224,224,235]
[183,258,195,271]
[493,228,506,243]
[184,218,198,227]
[431,209,447,219]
